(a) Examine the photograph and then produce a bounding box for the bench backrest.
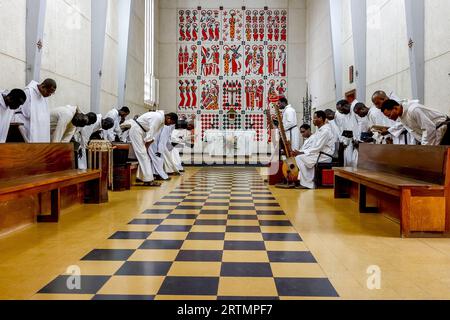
[358,144,449,185]
[0,144,75,180]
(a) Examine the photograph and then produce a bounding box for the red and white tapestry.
[177,7,288,144]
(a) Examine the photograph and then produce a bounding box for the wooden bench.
[334,144,450,237]
[0,144,102,226]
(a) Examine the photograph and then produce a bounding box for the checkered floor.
[34,168,339,300]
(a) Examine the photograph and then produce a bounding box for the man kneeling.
[291,111,336,189]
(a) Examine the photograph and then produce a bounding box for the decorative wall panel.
[177,7,288,143]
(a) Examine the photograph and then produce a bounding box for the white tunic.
[334,111,359,167]
[161,125,179,174]
[398,101,448,146]
[76,114,103,170]
[50,105,79,143]
[327,119,340,143]
[170,129,193,171]
[104,108,121,141]
[368,106,395,128]
[334,111,359,138]
[295,123,336,189]
[282,105,301,152]
[0,91,14,143]
[17,81,51,142]
[148,128,169,180]
[129,111,165,182]
[300,136,313,152]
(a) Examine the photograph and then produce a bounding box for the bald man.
[15,79,57,142]
[371,90,416,145]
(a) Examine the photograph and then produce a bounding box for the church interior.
[1,0,450,302]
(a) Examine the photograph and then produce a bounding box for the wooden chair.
[315,142,344,188]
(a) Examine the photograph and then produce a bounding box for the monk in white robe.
[105,106,130,142]
[325,109,341,143]
[76,115,114,169]
[15,79,56,143]
[335,100,359,167]
[371,91,417,145]
[0,89,27,143]
[170,123,195,172]
[50,105,88,143]
[381,99,449,146]
[299,123,312,149]
[148,126,170,181]
[161,125,180,175]
[124,112,178,186]
[292,111,336,189]
[279,97,301,152]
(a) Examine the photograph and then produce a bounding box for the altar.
[204,130,257,157]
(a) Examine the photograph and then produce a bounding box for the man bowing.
[0,89,27,143]
[16,79,57,142]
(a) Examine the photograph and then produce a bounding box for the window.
[145,0,155,104]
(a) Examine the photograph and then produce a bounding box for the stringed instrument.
[273,104,300,184]
[267,104,284,185]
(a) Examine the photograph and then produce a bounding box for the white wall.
[306,0,335,110]
[0,0,27,90]
[306,0,450,114]
[424,0,450,111]
[365,0,411,104]
[0,0,147,116]
[125,0,146,115]
[157,0,307,119]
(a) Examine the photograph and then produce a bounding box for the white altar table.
[204,130,257,156]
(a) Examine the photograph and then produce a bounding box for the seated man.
[381,99,450,146]
[50,105,89,143]
[291,111,336,189]
[0,89,27,143]
[299,124,312,150]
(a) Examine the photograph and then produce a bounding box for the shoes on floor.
[143,181,162,187]
[275,183,296,189]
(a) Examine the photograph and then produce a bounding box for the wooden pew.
[0,144,102,233]
[334,144,450,237]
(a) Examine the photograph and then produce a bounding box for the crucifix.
[224,81,240,107]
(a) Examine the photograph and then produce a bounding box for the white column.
[405,0,425,103]
[91,0,108,114]
[330,0,343,100]
[26,0,47,84]
[118,0,133,107]
[350,0,367,102]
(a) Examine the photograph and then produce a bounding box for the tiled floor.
[33,168,338,300]
[3,167,450,300]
